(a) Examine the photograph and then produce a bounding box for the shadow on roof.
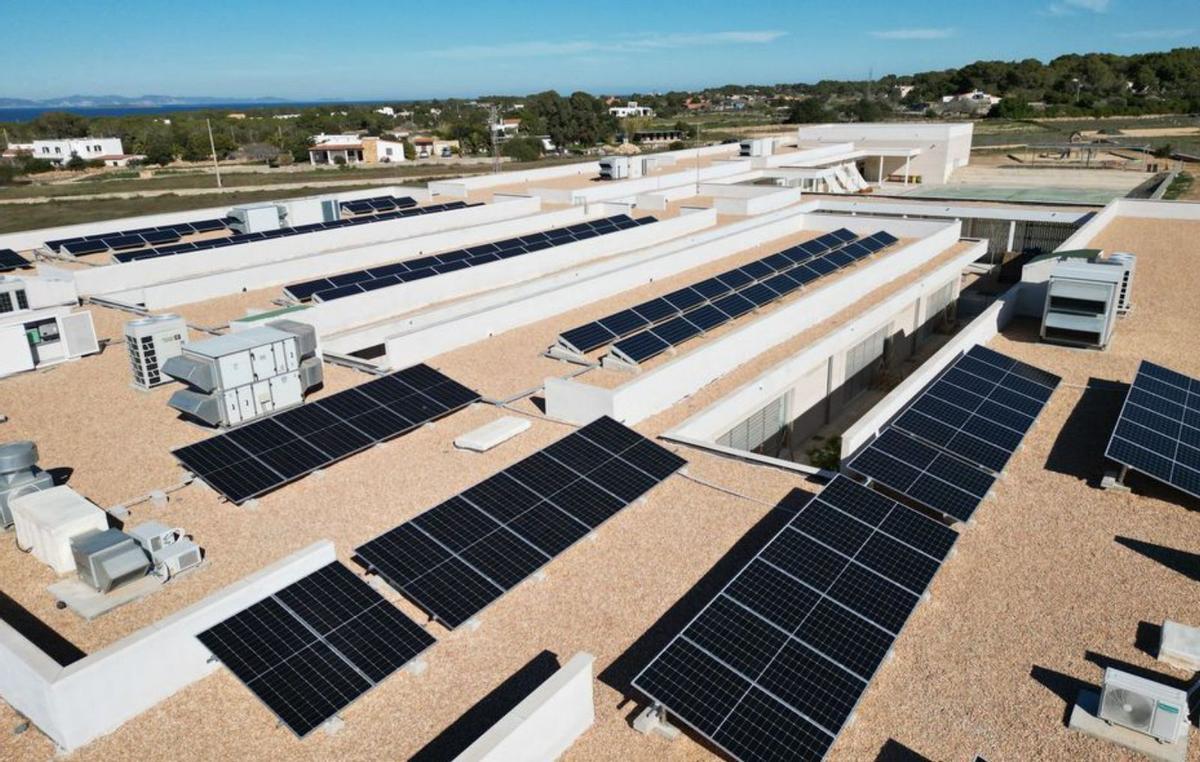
[598,488,812,699]
[1114,536,1200,583]
[409,649,561,762]
[0,590,86,667]
[1043,377,1126,488]
[875,738,935,762]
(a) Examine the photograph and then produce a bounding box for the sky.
[2,0,1198,101]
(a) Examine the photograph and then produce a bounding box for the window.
[93,144,102,152]
[919,280,955,341]
[843,325,888,401]
[385,147,393,156]
[717,395,788,456]
[54,147,62,154]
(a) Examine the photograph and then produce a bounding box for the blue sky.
[3,0,1197,100]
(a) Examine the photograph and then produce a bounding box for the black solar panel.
[847,428,995,522]
[356,417,684,628]
[173,365,480,503]
[285,214,647,303]
[556,228,904,362]
[1106,360,1200,499]
[197,561,434,737]
[0,249,29,272]
[890,346,1060,473]
[633,476,955,762]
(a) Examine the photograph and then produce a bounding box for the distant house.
[32,137,141,167]
[609,101,655,118]
[411,136,458,158]
[490,118,521,140]
[896,85,916,99]
[308,133,407,166]
[941,89,1001,107]
[375,106,396,117]
[1,142,33,160]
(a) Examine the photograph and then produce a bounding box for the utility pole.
[490,104,501,174]
[206,118,223,189]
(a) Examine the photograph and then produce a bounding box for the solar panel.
[63,239,109,256]
[285,214,646,303]
[0,249,29,272]
[554,228,899,361]
[173,365,480,503]
[846,428,995,522]
[1105,360,1200,499]
[197,561,434,737]
[356,417,685,628]
[633,476,955,762]
[891,346,1060,473]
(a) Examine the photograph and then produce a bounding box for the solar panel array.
[49,218,230,256]
[633,475,957,762]
[174,364,480,504]
[356,416,686,629]
[1106,360,1200,499]
[198,561,435,737]
[0,249,29,272]
[597,230,900,365]
[846,345,1060,522]
[341,194,420,215]
[113,201,475,264]
[284,214,655,303]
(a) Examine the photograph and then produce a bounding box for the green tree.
[501,136,542,162]
[142,131,175,166]
[987,96,1034,119]
[65,153,87,170]
[30,111,90,138]
[849,98,886,122]
[785,98,830,123]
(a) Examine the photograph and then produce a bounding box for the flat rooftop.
[1,206,1198,761]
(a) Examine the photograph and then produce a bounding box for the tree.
[142,131,175,166]
[30,111,90,138]
[402,139,416,161]
[65,152,87,170]
[849,98,886,122]
[785,97,830,124]
[501,136,542,162]
[987,96,1034,119]
[673,120,699,140]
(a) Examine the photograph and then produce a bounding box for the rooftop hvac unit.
[70,528,151,593]
[227,204,282,234]
[0,441,54,529]
[125,314,188,390]
[1040,260,1122,350]
[0,306,99,378]
[127,521,202,578]
[599,156,639,181]
[10,485,108,574]
[1097,667,1188,743]
[1099,252,1135,313]
[163,322,322,427]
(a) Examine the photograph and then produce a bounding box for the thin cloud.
[1045,0,1110,16]
[869,28,955,40]
[1117,28,1195,39]
[427,30,787,59]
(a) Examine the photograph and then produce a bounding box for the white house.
[609,101,655,119]
[794,122,974,185]
[308,133,407,166]
[941,89,1002,107]
[32,137,138,166]
[375,106,396,117]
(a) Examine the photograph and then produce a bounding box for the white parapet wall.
[0,186,412,254]
[54,197,542,305]
[377,204,821,366]
[546,218,972,426]
[299,209,716,344]
[454,652,595,762]
[839,284,1022,459]
[0,541,335,752]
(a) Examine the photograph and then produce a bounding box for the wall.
[0,541,335,752]
[0,186,404,254]
[712,187,802,216]
[62,198,546,307]
[454,652,595,762]
[300,210,715,342]
[839,284,1022,457]
[546,219,974,425]
[795,123,974,184]
[378,205,820,365]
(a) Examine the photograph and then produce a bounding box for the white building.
[794,122,974,185]
[941,89,1002,107]
[308,133,407,166]
[375,106,396,117]
[609,101,655,119]
[32,137,137,167]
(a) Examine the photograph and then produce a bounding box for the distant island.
[0,95,289,109]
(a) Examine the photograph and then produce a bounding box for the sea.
[0,101,379,123]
